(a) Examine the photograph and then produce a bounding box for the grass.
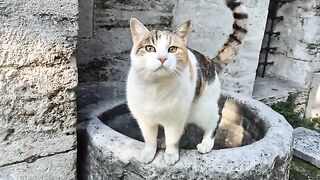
[271,96,320,179]
[271,95,320,132]
[290,157,320,180]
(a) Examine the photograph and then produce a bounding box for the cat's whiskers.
[174,69,182,75]
[175,66,183,73]
[170,69,181,81]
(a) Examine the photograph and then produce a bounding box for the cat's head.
[129,18,191,80]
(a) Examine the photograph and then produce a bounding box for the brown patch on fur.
[194,68,202,99]
[189,49,216,83]
[193,70,207,99]
[133,30,189,70]
[217,41,239,63]
[134,36,153,56]
[198,76,206,98]
[170,34,188,64]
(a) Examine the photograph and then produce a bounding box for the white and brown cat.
[126,0,248,165]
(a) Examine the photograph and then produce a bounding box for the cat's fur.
[126,0,248,165]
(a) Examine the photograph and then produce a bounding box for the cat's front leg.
[138,123,158,164]
[163,124,184,165]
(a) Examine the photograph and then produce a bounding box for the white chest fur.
[127,50,197,125]
[126,71,194,126]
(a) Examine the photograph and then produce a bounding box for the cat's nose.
[158,56,168,64]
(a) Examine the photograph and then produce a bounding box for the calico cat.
[126,0,248,165]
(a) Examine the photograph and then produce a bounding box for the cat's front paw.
[138,147,157,164]
[197,142,214,154]
[164,152,179,166]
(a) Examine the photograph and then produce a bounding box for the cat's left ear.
[173,19,191,43]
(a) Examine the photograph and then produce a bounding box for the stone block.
[0,0,78,178]
[95,0,174,29]
[0,65,77,133]
[78,0,94,38]
[265,53,320,85]
[293,127,320,168]
[0,132,76,167]
[0,151,76,180]
[76,81,126,111]
[95,0,173,12]
[0,65,77,97]
[266,0,320,84]
[253,77,303,104]
[0,97,76,132]
[93,28,132,56]
[0,0,78,67]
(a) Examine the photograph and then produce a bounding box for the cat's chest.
[127,79,191,116]
[129,87,189,122]
[129,82,184,105]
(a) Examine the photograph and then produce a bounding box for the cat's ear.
[130,18,150,43]
[173,19,191,43]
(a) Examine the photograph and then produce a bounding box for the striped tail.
[213,0,248,70]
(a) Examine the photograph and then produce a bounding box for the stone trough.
[81,92,293,180]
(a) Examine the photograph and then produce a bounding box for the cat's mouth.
[153,66,167,72]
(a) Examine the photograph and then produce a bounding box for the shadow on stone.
[99,96,265,150]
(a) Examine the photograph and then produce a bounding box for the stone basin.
[82,91,293,180]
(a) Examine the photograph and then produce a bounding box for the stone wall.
[0,0,78,179]
[77,0,269,101]
[265,0,320,85]
[173,0,269,96]
[76,0,175,110]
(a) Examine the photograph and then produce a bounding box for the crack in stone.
[0,148,76,168]
[269,51,320,62]
[286,56,320,62]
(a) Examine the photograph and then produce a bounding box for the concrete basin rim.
[85,91,293,172]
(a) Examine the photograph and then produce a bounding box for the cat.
[126,0,248,165]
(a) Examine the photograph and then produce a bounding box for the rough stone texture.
[76,81,126,111]
[78,0,94,38]
[0,150,76,180]
[77,0,269,97]
[81,91,293,180]
[291,85,312,115]
[253,76,311,115]
[293,127,320,168]
[0,132,75,167]
[253,77,302,104]
[265,0,320,85]
[253,0,320,117]
[173,0,269,96]
[77,0,174,87]
[0,0,78,178]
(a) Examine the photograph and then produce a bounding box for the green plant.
[290,157,320,180]
[271,96,320,132]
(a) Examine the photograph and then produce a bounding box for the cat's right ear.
[130,18,150,44]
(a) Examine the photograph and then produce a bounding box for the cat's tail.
[213,0,248,71]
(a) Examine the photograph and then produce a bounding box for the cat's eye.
[145,45,156,52]
[168,46,178,53]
